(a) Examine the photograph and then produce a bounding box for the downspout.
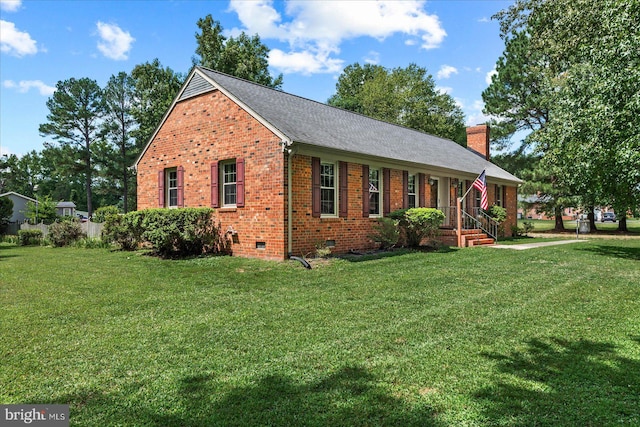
[288,149,293,257]
[280,139,294,257]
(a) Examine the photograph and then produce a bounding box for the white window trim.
[496,185,503,207]
[408,173,417,209]
[369,167,382,218]
[221,161,237,208]
[320,161,338,218]
[166,168,178,208]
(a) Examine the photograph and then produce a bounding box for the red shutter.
[339,161,348,218]
[402,170,409,209]
[362,164,369,217]
[211,162,219,208]
[177,166,184,208]
[383,168,391,216]
[418,173,425,207]
[312,157,321,218]
[158,170,165,208]
[236,158,245,207]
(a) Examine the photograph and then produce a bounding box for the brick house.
[135,66,522,260]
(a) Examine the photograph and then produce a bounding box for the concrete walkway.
[490,239,583,250]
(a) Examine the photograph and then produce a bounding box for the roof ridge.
[195,65,455,144]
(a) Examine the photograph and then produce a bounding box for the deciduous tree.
[193,15,283,89]
[329,63,466,144]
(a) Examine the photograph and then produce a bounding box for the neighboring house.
[0,191,36,234]
[518,195,578,220]
[56,201,76,217]
[135,67,522,260]
[0,191,35,223]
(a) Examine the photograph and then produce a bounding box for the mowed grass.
[521,218,640,233]
[1,241,639,426]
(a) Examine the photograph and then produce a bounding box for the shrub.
[104,208,230,258]
[404,208,445,247]
[18,229,43,246]
[521,220,534,236]
[48,220,85,247]
[92,206,120,223]
[102,211,146,250]
[141,208,228,257]
[487,205,508,237]
[368,217,400,249]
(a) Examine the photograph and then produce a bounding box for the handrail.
[466,207,499,240]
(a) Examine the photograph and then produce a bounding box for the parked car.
[601,212,616,222]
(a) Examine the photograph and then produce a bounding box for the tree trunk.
[85,138,93,217]
[618,215,628,232]
[554,206,565,231]
[587,206,596,231]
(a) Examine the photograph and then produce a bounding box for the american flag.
[473,170,488,210]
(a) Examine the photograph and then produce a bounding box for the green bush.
[18,229,43,246]
[48,220,85,247]
[488,205,508,237]
[404,208,445,247]
[385,208,445,247]
[141,208,228,257]
[104,208,231,258]
[368,217,400,249]
[102,211,146,251]
[92,206,120,223]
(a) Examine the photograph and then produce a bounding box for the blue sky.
[1,0,512,158]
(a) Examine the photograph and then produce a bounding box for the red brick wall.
[137,90,287,259]
[290,156,436,256]
[503,185,518,235]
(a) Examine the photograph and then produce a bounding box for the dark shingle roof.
[177,67,521,184]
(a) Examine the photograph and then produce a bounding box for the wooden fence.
[19,221,104,239]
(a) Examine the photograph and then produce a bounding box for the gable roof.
[137,66,521,184]
[0,191,36,203]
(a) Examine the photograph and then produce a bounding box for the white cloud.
[437,65,458,79]
[3,79,55,96]
[229,0,446,74]
[269,48,343,75]
[485,68,497,85]
[0,20,38,56]
[436,86,453,95]
[478,17,490,23]
[95,21,134,60]
[364,51,380,65]
[464,99,498,126]
[0,0,21,12]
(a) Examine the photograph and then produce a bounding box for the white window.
[408,174,417,208]
[369,168,381,216]
[222,162,237,206]
[321,162,336,216]
[166,168,178,208]
[496,185,503,207]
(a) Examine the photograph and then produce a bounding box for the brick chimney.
[466,124,490,160]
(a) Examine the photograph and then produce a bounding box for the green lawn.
[1,242,639,426]
[520,218,640,233]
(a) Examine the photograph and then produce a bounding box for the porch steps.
[439,229,495,247]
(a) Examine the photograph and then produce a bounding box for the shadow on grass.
[578,244,640,261]
[0,243,19,260]
[475,337,640,426]
[46,366,441,426]
[340,246,457,263]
